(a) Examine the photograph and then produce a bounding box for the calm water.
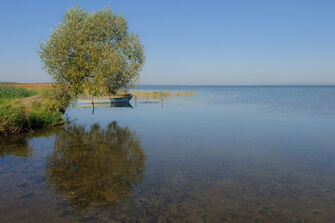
[1,86,335,223]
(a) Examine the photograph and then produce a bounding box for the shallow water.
[1,86,335,223]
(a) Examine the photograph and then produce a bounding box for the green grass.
[0,85,37,99]
[27,98,63,129]
[0,99,27,135]
[0,87,63,136]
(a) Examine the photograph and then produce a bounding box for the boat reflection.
[0,136,32,158]
[45,121,146,212]
[110,102,133,108]
[73,102,133,108]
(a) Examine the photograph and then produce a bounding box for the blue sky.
[0,0,334,85]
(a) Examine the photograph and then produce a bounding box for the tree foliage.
[39,6,144,101]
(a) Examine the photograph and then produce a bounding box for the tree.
[39,6,144,103]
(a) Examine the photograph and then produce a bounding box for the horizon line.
[1,81,335,87]
[138,84,335,87]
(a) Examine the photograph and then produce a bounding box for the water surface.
[1,86,335,223]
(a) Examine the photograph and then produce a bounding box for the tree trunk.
[91,99,95,115]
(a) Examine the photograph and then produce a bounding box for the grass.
[78,90,197,100]
[0,85,37,98]
[0,85,63,136]
[11,83,52,90]
[27,96,64,129]
[0,83,197,135]
[0,99,27,135]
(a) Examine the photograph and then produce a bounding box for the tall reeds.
[0,85,37,98]
[131,90,196,99]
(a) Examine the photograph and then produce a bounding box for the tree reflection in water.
[45,121,146,212]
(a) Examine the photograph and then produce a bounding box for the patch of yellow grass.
[13,83,52,90]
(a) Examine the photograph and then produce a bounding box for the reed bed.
[131,90,196,99]
[0,85,37,98]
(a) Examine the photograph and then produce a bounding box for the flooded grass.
[1,83,197,99]
[131,90,197,99]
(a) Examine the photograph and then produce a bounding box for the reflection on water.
[0,136,32,158]
[110,102,133,108]
[1,86,335,222]
[45,122,146,211]
[73,102,133,108]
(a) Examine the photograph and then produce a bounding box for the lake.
[1,86,335,223]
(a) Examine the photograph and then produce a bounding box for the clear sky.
[0,0,334,85]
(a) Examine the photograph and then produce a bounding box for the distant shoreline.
[138,84,335,87]
[1,82,335,87]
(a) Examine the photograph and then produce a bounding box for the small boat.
[77,94,133,104]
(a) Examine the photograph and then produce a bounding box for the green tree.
[39,6,144,103]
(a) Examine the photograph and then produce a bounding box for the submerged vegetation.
[0,85,64,136]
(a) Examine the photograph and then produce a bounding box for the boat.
[76,94,133,104]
